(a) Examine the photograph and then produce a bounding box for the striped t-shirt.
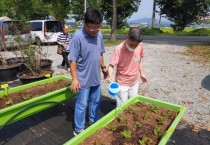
[57,33,71,52]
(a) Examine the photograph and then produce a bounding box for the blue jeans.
[74,85,101,131]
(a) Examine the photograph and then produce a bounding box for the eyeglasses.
[85,24,101,32]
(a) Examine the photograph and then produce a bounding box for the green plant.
[162,110,173,117]
[120,129,131,139]
[136,102,143,107]
[142,113,150,120]
[106,125,117,131]
[5,98,14,105]
[148,105,159,113]
[138,136,154,145]
[118,117,127,124]
[134,121,142,128]
[23,95,32,100]
[156,117,165,125]
[129,108,136,114]
[154,126,162,137]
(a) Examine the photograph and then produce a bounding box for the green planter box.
[65,96,186,145]
[0,75,76,127]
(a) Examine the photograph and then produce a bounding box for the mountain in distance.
[128,18,173,26]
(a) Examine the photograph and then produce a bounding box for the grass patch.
[184,43,210,64]
[104,39,122,47]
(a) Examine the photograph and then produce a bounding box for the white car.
[0,19,30,50]
[29,20,62,44]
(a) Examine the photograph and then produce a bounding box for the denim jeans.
[74,84,101,131]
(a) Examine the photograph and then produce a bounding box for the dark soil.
[0,80,71,110]
[18,69,53,79]
[80,102,178,145]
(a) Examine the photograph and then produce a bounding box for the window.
[45,21,62,32]
[31,22,42,31]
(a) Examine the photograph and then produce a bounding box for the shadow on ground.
[201,75,210,91]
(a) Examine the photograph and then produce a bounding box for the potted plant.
[17,42,53,84]
[0,75,75,127]
[0,39,22,82]
[64,96,186,145]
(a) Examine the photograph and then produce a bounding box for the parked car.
[0,18,30,50]
[29,20,62,44]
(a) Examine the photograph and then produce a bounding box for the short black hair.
[128,27,143,43]
[84,8,103,24]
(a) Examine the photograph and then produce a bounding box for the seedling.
[136,102,143,107]
[23,95,32,100]
[154,126,162,137]
[106,125,117,131]
[120,129,131,139]
[134,121,142,128]
[142,113,150,120]
[5,98,14,105]
[148,105,159,113]
[138,136,154,145]
[162,110,172,117]
[118,117,127,124]
[129,108,136,114]
[156,117,165,125]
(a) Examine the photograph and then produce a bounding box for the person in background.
[57,24,71,71]
[108,27,148,104]
[68,8,108,136]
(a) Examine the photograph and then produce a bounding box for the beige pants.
[118,82,139,104]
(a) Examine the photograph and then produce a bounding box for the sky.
[129,0,159,20]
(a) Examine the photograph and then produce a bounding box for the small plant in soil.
[162,110,172,117]
[5,98,14,105]
[156,117,165,125]
[118,116,128,124]
[148,105,159,113]
[23,95,32,100]
[136,102,143,107]
[134,121,142,128]
[106,124,117,131]
[138,136,154,145]
[120,129,131,139]
[154,126,163,137]
[142,113,151,120]
[129,108,136,114]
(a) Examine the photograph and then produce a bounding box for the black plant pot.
[0,63,22,82]
[17,70,54,84]
[40,59,53,70]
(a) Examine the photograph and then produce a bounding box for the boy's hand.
[140,74,148,83]
[102,68,108,79]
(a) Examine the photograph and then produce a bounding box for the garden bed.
[0,75,76,127]
[65,96,186,145]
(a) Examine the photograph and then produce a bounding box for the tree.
[156,0,210,31]
[69,0,101,27]
[47,0,71,24]
[110,0,117,41]
[100,0,141,29]
[151,0,156,28]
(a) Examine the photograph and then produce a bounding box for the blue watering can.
[108,82,121,107]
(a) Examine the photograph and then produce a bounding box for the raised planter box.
[0,75,76,127]
[65,96,186,145]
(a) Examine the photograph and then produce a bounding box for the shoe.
[67,68,70,71]
[73,129,84,136]
[88,121,95,125]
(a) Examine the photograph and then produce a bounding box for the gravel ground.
[4,41,210,130]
